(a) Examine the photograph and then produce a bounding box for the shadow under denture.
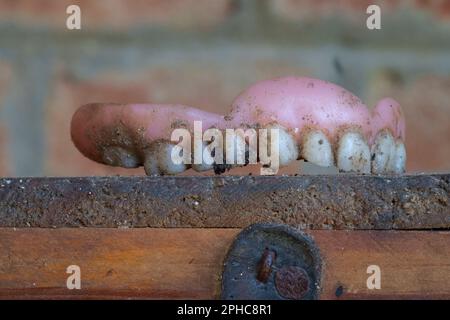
[70,76,406,176]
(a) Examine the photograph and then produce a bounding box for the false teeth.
[102,146,141,168]
[371,130,396,174]
[336,131,371,173]
[71,77,407,175]
[301,129,334,167]
[144,142,188,175]
[388,141,406,174]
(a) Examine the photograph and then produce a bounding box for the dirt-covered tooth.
[102,146,141,168]
[204,129,250,174]
[225,129,249,166]
[193,130,249,174]
[264,124,299,167]
[371,130,395,174]
[191,141,214,172]
[388,141,406,174]
[143,142,188,175]
[301,129,334,167]
[337,131,371,173]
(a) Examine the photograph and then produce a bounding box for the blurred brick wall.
[0,0,449,176]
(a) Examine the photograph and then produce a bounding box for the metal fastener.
[221,223,322,300]
[256,248,276,283]
[275,266,310,299]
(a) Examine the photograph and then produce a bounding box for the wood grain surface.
[0,228,448,299]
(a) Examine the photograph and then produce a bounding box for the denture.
[71,76,406,175]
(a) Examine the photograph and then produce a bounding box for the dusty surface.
[0,174,448,229]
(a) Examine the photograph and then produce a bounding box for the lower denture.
[70,76,406,175]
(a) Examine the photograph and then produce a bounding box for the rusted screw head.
[256,248,276,283]
[221,224,321,300]
[274,266,310,300]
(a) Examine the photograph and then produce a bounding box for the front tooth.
[371,130,395,174]
[102,146,141,168]
[337,131,371,173]
[301,129,334,167]
[265,124,299,167]
[388,141,406,174]
[144,142,188,175]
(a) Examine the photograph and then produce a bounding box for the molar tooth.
[191,131,249,173]
[191,164,213,172]
[144,142,188,175]
[102,146,141,168]
[191,141,214,172]
[371,130,395,174]
[388,141,406,174]
[226,129,249,166]
[337,131,371,173]
[301,129,334,167]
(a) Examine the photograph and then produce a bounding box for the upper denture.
[226,77,405,144]
[70,76,406,175]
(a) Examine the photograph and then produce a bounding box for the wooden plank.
[1,175,449,229]
[0,228,448,299]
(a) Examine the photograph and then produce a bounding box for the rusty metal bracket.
[221,223,322,300]
[0,174,449,229]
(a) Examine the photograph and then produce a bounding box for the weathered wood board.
[0,228,448,299]
[0,175,449,229]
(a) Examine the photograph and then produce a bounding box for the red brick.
[0,0,233,30]
[0,62,12,176]
[268,0,402,22]
[46,67,148,176]
[416,0,450,19]
[268,0,450,22]
[45,58,311,176]
[367,71,450,173]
